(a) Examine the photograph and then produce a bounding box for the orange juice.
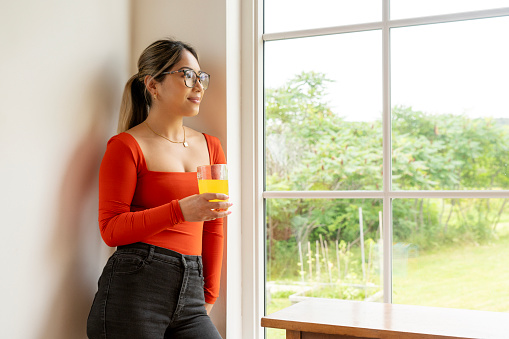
[198,179,229,202]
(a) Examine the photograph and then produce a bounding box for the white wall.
[130,1,242,337]
[0,0,245,338]
[0,1,129,338]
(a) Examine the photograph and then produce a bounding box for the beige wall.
[130,1,242,337]
[0,1,129,338]
[131,1,228,139]
[0,0,243,338]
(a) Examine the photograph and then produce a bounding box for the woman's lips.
[188,97,201,104]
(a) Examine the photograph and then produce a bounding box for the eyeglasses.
[162,69,210,90]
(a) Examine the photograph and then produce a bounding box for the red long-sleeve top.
[98,132,225,304]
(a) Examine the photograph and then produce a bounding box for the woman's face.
[156,50,205,117]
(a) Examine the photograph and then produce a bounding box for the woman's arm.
[201,216,224,304]
[200,134,227,305]
[98,137,185,247]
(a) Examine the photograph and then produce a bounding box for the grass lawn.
[266,230,509,339]
[394,232,509,312]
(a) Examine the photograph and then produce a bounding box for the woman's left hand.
[204,302,213,315]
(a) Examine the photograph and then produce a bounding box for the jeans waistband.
[117,242,201,265]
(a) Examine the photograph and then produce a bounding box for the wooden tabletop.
[261,298,509,339]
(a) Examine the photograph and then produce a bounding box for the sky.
[264,1,509,122]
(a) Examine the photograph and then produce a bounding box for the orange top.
[98,132,225,304]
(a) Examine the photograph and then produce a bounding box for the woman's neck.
[145,109,184,140]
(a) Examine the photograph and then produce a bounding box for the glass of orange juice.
[197,164,228,203]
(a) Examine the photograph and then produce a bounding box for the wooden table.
[261,298,509,339]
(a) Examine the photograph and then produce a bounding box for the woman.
[87,39,230,339]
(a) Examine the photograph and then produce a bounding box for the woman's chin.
[185,109,201,117]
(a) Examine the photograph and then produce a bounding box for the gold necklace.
[144,121,188,147]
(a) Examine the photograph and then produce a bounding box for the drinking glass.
[197,164,228,202]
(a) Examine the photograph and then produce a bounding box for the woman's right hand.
[178,193,232,222]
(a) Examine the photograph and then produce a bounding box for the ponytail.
[117,74,150,133]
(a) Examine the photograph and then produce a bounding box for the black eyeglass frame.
[162,69,210,90]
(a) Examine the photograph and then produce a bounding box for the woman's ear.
[144,75,157,96]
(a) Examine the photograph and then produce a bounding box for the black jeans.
[87,243,222,339]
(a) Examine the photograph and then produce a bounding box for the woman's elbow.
[99,220,120,247]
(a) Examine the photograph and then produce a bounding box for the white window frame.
[240,2,509,339]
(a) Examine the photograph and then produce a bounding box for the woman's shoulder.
[187,128,218,146]
[107,132,137,148]
[105,131,127,143]
[104,129,145,160]
[103,131,146,169]
[123,122,149,140]
[185,127,225,163]
[203,133,221,146]
[199,132,225,163]
[114,123,153,148]
[182,127,217,147]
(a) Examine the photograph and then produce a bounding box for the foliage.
[265,71,509,280]
[392,106,509,190]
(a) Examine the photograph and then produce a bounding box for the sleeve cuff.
[169,199,185,225]
[204,293,217,304]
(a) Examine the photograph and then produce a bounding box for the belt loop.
[146,244,155,263]
[198,256,203,277]
[180,255,188,269]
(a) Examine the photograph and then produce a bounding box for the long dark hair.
[117,39,199,133]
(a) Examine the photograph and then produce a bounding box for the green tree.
[266,71,382,253]
[266,71,509,274]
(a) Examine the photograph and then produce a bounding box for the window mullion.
[389,7,509,29]
[382,0,393,304]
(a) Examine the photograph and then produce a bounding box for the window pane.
[265,198,384,336]
[391,0,509,20]
[264,0,381,33]
[265,31,383,191]
[391,17,509,190]
[392,198,509,312]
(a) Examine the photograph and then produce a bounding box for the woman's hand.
[178,193,232,222]
[204,302,214,315]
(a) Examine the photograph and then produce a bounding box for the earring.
[153,92,157,100]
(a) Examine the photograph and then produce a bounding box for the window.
[262,2,509,338]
